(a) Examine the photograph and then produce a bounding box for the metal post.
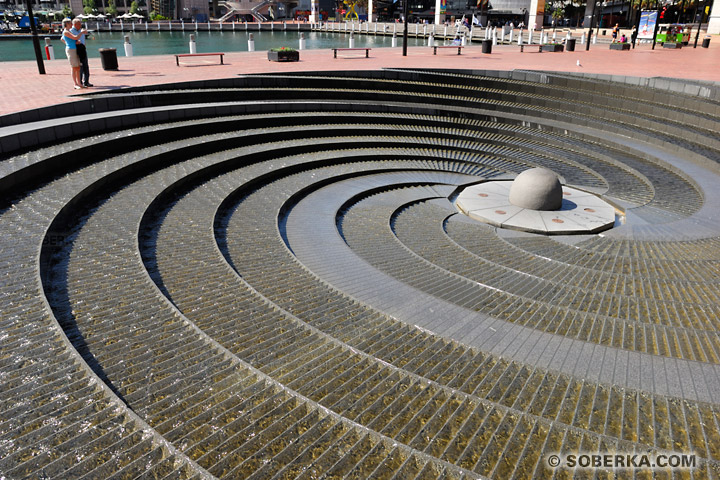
[586,0,598,50]
[26,0,45,74]
[693,0,706,47]
[651,2,662,49]
[402,0,409,56]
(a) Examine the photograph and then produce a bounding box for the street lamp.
[26,0,45,74]
[585,0,599,49]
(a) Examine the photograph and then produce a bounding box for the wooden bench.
[175,52,225,66]
[332,47,371,58]
[519,44,543,53]
[431,45,463,55]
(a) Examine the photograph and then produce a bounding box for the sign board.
[638,10,657,39]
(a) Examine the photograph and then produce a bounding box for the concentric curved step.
[1,69,719,478]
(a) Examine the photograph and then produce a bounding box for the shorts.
[66,48,81,67]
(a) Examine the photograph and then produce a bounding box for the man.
[612,23,619,43]
[61,18,84,89]
[71,18,92,87]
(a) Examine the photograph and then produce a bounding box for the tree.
[149,10,169,20]
[107,0,119,17]
[628,0,660,25]
[129,1,140,15]
[544,0,576,26]
[62,5,73,18]
[83,0,96,15]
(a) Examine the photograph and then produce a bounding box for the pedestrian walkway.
[1,41,718,116]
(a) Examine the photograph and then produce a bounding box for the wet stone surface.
[1,70,720,478]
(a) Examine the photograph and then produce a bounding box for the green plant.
[106,0,119,17]
[149,11,170,20]
[83,0,96,15]
[270,47,298,52]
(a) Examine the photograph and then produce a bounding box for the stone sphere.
[508,168,563,211]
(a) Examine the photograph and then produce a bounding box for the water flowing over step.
[1,69,720,478]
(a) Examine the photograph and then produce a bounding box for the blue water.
[0,30,430,62]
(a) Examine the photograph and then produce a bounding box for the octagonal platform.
[455,180,620,234]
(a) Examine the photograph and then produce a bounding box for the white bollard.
[461,35,467,46]
[189,33,197,53]
[552,30,556,41]
[181,21,184,31]
[232,21,235,31]
[208,22,211,31]
[248,33,255,51]
[509,29,513,43]
[423,24,426,36]
[392,32,397,47]
[566,31,571,41]
[444,25,447,38]
[580,32,586,44]
[157,21,160,30]
[500,28,505,43]
[133,22,136,31]
[492,30,497,45]
[271,22,274,30]
[44,37,55,60]
[284,21,287,30]
[374,23,377,33]
[194,21,198,31]
[593,32,597,44]
[415,24,418,35]
[124,35,133,56]
[393,23,396,34]
[145,22,148,31]
[349,32,355,48]
[428,33,434,46]
[169,20,172,30]
[518,31,523,45]
[299,32,306,49]
[120,20,124,31]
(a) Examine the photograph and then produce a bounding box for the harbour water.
[0,30,431,62]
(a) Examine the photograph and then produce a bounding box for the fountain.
[456,168,619,234]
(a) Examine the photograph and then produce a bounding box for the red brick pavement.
[2,41,719,116]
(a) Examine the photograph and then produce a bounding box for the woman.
[61,18,87,90]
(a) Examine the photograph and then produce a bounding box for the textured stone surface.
[1,70,720,479]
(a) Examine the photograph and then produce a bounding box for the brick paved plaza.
[1,44,720,478]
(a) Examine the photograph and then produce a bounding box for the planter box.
[663,42,682,49]
[541,44,564,52]
[610,43,630,50]
[268,50,299,62]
